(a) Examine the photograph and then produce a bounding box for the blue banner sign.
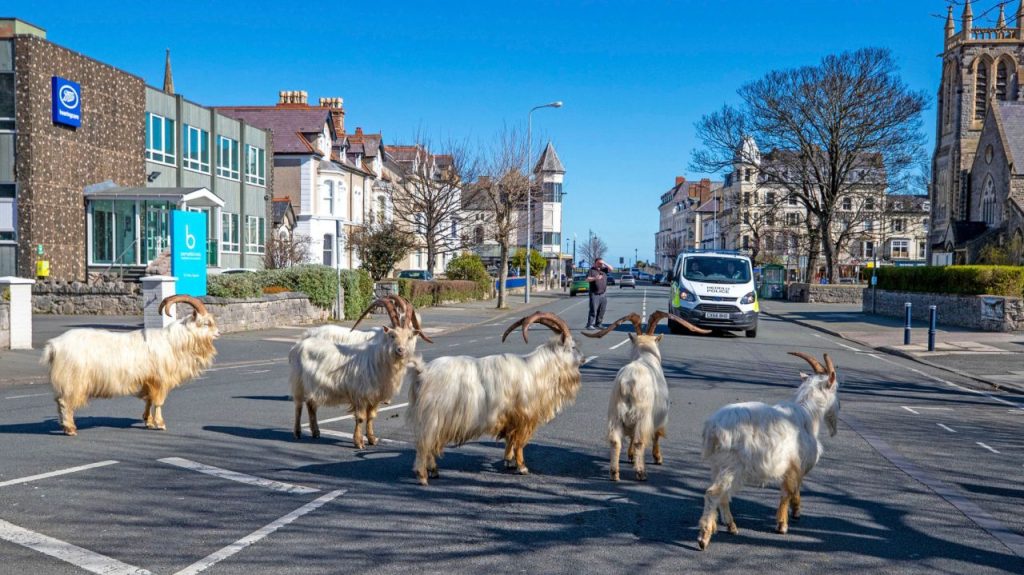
[51,77,81,127]
[171,210,207,296]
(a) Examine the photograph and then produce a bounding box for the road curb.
[762,309,1024,396]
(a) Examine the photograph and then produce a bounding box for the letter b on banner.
[171,210,208,296]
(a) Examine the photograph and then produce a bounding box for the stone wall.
[32,277,141,315]
[0,301,9,349]
[787,282,864,304]
[863,288,1024,332]
[179,292,327,334]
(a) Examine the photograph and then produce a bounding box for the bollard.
[904,302,912,345]
[928,305,937,352]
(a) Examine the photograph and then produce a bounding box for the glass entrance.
[187,206,218,266]
[91,200,137,264]
[144,201,172,263]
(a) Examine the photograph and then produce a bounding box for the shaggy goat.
[41,295,219,435]
[302,295,430,345]
[407,311,584,485]
[696,352,840,550]
[290,297,429,448]
[583,311,709,481]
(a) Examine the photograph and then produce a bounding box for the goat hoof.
[145,421,156,429]
[610,470,620,482]
[428,468,440,479]
[504,459,516,470]
[367,436,379,446]
[635,469,648,481]
[654,457,664,465]
[697,528,714,550]
[416,473,428,486]
[63,428,77,436]
[776,522,788,535]
[791,513,801,523]
[155,423,166,431]
[727,522,739,535]
[517,466,529,475]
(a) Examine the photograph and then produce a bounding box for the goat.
[407,312,584,485]
[583,311,709,481]
[696,352,840,550]
[41,295,219,435]
[290,297,430,448]
[302,295,430,345]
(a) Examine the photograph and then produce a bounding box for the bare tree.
[263,233,312,269]
[578,230,607,267]
[389,136,479,273]
[691,48,926,282]
[347,221,417,281]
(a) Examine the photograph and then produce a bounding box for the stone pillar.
[142,275,177,329]
[0,277,35,350]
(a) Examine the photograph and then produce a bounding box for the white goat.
[302,295,428,346]
[407,312,584,485]
[583,311,709,481]
[41,295,219,435]
[290,297,429,448]
[696,352,840,550]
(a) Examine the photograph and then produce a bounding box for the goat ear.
[826,370,837,389]
[628,333,636,344]
[799,371,809,381]
[381,326,391,334]
[655,334,663,343]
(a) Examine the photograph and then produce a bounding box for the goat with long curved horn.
[158,294,209,318]
[387,294,433,344]
[581,313,643,339]
[502,311,571,344]
[351,298,402,330]
[788,351,826,374]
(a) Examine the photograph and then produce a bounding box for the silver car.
[619,274,637,288]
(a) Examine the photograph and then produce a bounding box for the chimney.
[319,97,345,135]
[163,49,174,95]
[354,127,363,136]
[675,176,685,186]
[277,90,309,107]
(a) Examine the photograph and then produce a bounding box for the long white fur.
[406,335,583,485]
[289,325,418,448]
[697,368,840,549]
[41,315,218,435]
[301,324,381,345]
[607,333,669,482]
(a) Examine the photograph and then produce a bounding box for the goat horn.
[351,298,401,330]
[390,294,433,344]
[582,313,642,338]
[824,353,835,375]
[158,294,207,318]
[645,310,712,335]
[788,351,827,374]
[502,312,571,345]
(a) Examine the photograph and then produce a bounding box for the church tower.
[930,1,1024,259]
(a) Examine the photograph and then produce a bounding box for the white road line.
[873,354,1024,412]
[901,406,920,415]
[937,423,957,433]
[447,343,460,348]
[4,392,50,400]
[206,359,283,372]
[976,442,1001,454]
[0,518,153,575]
[468,339,478,344]
[261,337,299,343]
[243,370,271,375]
[317,429,405,444]
[158,457,318,495]
[810,332,861,352]
[559,300,586,314]
[584,355,599,365]
[173,489,345,575]
[0,460,118,488]
[303,402,408,427]
[609,339,629,350]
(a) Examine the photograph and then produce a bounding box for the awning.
[84,186,225,208]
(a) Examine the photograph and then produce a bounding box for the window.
[976,62,989,121]
[891,218,903,232]
[541,232,560,245]
[997,60,1008,101]
[450,217,458,239]
[842,197,852,211]
[321,181,334,215]
[221,212,240,252]
[378,195,387,224]
[742,192,750,206]
[765,192,776,205]
[542,182,563,202]
[246,216,266,254]
[145,113,175,164]
[786,212,800,226]
[788,194,798,206]
[474,225,485,244]
[323,233,334,266]
[182,124,210,173]
[864,220,874,232]
[918,241,926,257]
[982,175,997,225]
[765,214,776,226]
[891,239,909,259]
[743,169,751,182]
[245,145,266,186]
[742,235,750,249]
[862,241,875,259]
[865,197,875,211]
[216,136,240,180]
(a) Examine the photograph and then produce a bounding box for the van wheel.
[745,328,757,338]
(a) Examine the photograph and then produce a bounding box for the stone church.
[930,1,1024,264]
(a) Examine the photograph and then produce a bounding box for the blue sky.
[9,0,974,265]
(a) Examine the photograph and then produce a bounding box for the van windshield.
[682,256,751,284]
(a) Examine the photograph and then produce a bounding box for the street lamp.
[525,100,563,303]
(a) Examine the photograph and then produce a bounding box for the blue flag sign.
[51,77,81,128]
[171,210,208,296]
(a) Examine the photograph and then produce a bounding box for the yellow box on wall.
[36,260,50,278]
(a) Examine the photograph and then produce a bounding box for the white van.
[668,250,759,338]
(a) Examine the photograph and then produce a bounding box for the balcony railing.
[946,27,1022,50]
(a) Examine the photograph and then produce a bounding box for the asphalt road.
[0,286,1022,574]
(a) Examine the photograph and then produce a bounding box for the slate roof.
[533,142,564,174]
[216,107,333,155]
[271,198,294,226]
[996,101,1024,173]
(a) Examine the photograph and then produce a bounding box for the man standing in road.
[585,258,613,330]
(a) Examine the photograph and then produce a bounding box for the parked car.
[837,277,858,284]
[654,273,666,285]
[398,269,434,281]
[569,274,590,297]
[619,274,637,289]
[607,273,617,286]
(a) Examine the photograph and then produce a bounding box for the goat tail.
[701,420,724,460]
[40,342,55,368]
[405,355,426,406]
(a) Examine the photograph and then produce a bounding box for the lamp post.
[525,100,563,303]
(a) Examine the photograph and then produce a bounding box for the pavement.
[760,300,1024,394]
[0,285,1021,573]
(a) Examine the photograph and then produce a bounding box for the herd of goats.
[39,293,841,550]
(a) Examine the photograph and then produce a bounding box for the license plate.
[705,312,731,319]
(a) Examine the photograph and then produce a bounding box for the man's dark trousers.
[588,291,607,327]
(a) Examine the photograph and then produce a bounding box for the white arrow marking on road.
[976,442,1000,454]
[173,489,345,575]
[0,460,118,488]
[304,402,408,427]
[158,457,319,495]
[937,423,957,433]
[0,518,153,575]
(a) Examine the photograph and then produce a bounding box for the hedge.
[870,265,1024,297]
[340,269,374,319]
[206,265,370,313]
[445,253,492,295]
[398,279,487,308]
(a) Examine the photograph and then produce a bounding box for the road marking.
[4,392,50,400]
[303,403,408,427]
[811,332,862,352]
[976,442,1000,454]
[261,337,299,343]
[207,359,284,372]
[901,406,920,415]
[0,518,153,575]
[902,406,953,412]
[609,339,629,350]
[873,354,1024,412]
[468,339,478,344]
[0,460,118,488]
[158,457,319,495]
[559,300,585,314]
[317,429,405,444]
[448,343,460,348]
[173,489,345,575]
[243,370,271,374]
[584,355,599,365]
[937,423,957,433]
